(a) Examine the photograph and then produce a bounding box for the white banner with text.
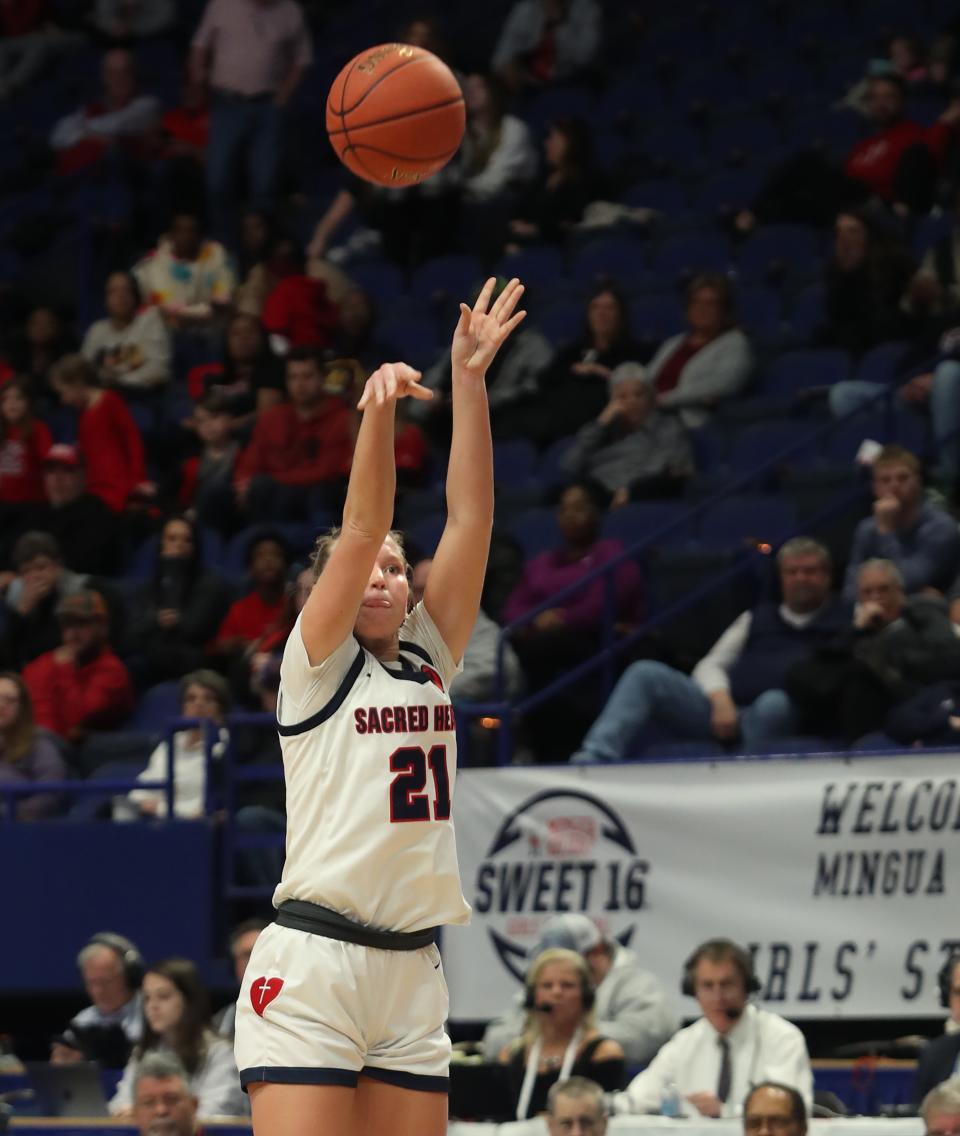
[444,754,960,1020]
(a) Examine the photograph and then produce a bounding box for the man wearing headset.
[915,954,960,1104]
[612,938,812,1118]
[50,932,144,1067]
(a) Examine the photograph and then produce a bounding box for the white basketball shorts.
[235,922,450,1093]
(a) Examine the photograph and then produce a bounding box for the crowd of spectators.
[3,0,960,787]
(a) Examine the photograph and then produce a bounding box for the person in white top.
[613,939,812,1119]
[233,276,527,1136]
[81,272,171,391]
[111,958,246,1119]
[119,670,230,820]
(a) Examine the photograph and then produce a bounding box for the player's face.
[693,957,747,1034]
[143,973,186,1037]
[534,962,585,1024]
[355,539,409,642]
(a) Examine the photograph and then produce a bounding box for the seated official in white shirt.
[614,938,813,1119]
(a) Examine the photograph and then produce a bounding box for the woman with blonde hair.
[498,947,625,1119]
[0,671,66,820]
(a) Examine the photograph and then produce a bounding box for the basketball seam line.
[328,52,428,118]
[326,94,464,136]
[341,141,461,162]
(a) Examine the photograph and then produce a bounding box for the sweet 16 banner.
[443,754,960,1021]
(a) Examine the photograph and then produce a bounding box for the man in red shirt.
[22,590,133,744]
[234,346,354,521]
[846,74,960,215]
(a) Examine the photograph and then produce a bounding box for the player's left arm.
[424,278,525,662]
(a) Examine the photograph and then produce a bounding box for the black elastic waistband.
[276,900,437,951]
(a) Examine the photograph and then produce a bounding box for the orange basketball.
[326,43,465,187]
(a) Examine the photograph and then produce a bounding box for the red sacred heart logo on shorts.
[250,977,284,1017]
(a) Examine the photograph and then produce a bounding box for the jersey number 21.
[389,745,451,822]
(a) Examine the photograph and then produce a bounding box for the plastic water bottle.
[661,1081,682,1118]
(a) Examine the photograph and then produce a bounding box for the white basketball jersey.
[272,604,471,933]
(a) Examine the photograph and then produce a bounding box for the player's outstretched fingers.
[490,278,522,322]
[472,276,497,316]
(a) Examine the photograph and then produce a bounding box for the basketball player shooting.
[234,277,526,1136]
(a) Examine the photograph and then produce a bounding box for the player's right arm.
[298,362,432,665]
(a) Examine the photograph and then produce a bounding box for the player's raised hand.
[357,361,434,410]
[452,277,526,378]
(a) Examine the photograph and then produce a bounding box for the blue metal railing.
[456,381,914,764]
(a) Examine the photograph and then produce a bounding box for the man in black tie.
[612,939,813,1119]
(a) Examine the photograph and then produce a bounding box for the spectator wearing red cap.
[29,445,120,576]
[233,347,354,521]
[51,354,148,512]
[22,589,133,744]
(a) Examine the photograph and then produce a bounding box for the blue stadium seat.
[697,493,799,548]
[406,511,447,557]
[538,436,576,487]
[620,179,690,214]
[348,260,406,303]
[852,341,910,386]
[738,225,823,281]
[495,246,565,287]
[760,349,850,398]
[410,255,484,302]
[689,425,726,472]
[735,286,783,337]
[689,169,763,215]
[130,683,181,732]
[708,116,783,164]
[788,283,826,340]
[651,232,734,277]
[628,293,686,341]
[532,298,585,347]
[726,422,821,479]
[373,315,439,370]
[508,507,562,558]
[602,503,695,548]
[493,439,539,488]
[568,234,649,284]
[67,758,150,820]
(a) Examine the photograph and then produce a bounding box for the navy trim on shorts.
[276,646,365,736]
[361,1066,450,1094]
[240,1066,359,1090]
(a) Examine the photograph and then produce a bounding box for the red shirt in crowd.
[22,646,134,740]
[234,399,353,488]
[214,591,292,650]
[161,104,210,151]
[653,339,702,395]
[0,421,52,503]
[78,389,147,511]
[0,0,47,37]
[261,276,339,349]
[846,120,953,203]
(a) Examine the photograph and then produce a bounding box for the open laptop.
[24,1061,110,1118]
[449,1060,515,1122]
